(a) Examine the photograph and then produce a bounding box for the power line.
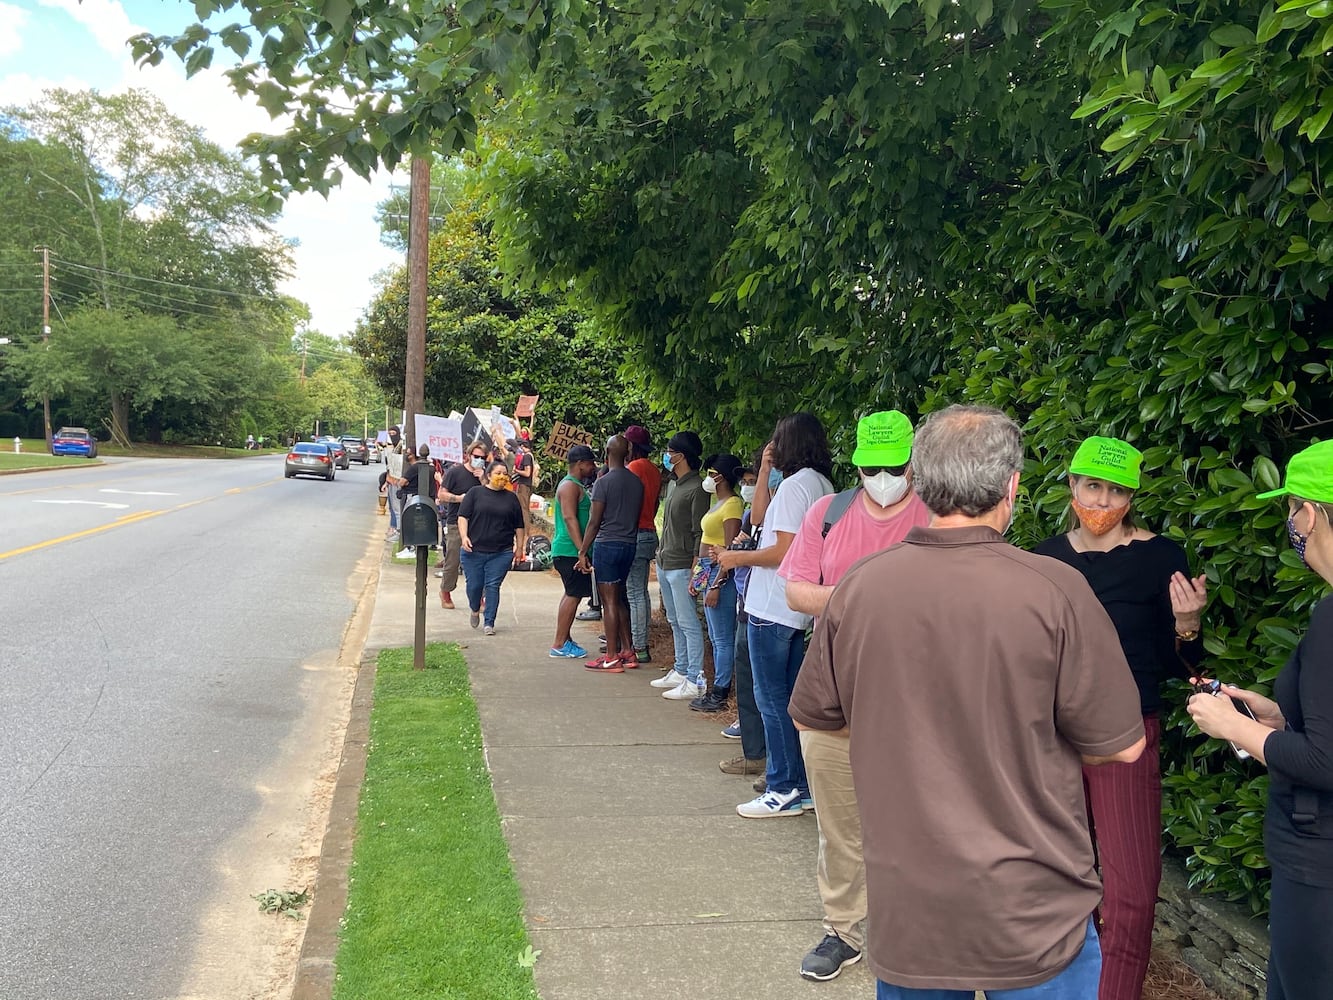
[51,257,286,304]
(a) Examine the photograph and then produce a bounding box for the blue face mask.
[1288,515,1310,566]
[662,451,674,473]
[768,469,783,491]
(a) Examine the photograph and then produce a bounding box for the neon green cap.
[1256,440,1333,502]
[851,410,914,467]
[1069,436,1143,489]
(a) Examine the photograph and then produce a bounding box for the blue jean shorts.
[591,540,636,585]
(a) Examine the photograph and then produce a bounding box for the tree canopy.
[121,0,1333,912]
[0,87,386,445]
[352,188,655,436]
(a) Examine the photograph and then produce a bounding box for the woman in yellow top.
[691,454,746,713]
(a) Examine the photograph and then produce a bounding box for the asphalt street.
[0,454,380,999]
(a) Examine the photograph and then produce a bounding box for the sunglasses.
[860,464,908,476]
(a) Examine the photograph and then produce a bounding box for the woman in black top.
[457,460,526,636]
[1034,436,1207,1000]
[1190,441,1333,1000]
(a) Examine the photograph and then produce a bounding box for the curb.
[0,459,105,476]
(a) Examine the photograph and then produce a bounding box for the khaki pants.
[515,482,532,528]
[800,728,866,951]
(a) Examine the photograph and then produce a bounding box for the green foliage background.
[136,0,1333,914]
[351,196,658,441]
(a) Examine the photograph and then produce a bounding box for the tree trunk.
[109,392,131,447]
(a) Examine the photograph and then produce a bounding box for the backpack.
[821,487,862,538]
[818,487,862,585]
[523,534,554,570]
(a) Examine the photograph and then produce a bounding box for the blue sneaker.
[549,640,587,658]
[721,721,741,740]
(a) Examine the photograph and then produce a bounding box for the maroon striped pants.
[1085,713,1162,1000]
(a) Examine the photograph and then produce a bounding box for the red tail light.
[320,455,330,463]
[287,452,299,461]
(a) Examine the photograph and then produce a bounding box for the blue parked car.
[51,427,98,458]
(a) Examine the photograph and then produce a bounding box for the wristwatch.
[1175,628,1200,642]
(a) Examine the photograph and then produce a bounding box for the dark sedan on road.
[51,427,98,458]
[285,442,337,481]
[317,436,350,470]
[340,436,370,465]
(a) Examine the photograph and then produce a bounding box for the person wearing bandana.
[1034,436,1208,1000]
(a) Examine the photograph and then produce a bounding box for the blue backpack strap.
[821,487,862,539]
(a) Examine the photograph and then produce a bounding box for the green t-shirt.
[551,475,591,558]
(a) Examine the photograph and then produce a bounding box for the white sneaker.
[736,787,805,818]
[663,679,701,700]
[650,670,688,689]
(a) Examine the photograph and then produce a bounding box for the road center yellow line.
[0,509,165,561]
[0,478,283,562]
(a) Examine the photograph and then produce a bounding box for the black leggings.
[1268,872,1333,1000]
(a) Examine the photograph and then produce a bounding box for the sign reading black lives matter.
[545,421,596,459]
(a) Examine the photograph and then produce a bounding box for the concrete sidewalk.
[367,551,872,999]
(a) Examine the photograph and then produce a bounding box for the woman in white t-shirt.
[715,413,834,818]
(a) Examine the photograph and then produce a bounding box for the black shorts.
[553,556,592,599]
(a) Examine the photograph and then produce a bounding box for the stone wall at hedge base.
[1153,860,1269,1000]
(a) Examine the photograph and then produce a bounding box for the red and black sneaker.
[584,655,624,674]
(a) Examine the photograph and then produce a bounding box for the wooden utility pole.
[404,154,429,454]
[39,247,51,445]
[406,153,432,671]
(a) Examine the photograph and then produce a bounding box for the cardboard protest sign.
[414,413,464,463]
[544,420,596,459]
[516,395,539,418]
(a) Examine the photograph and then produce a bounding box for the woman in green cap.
[1189,440,1333,1000]
[1034,435,1208,1000]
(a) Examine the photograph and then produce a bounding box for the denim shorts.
[591,540,636,585]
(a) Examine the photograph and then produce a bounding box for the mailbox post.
[399,460,439,670]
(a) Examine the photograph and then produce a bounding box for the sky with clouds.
[0,0,406,338]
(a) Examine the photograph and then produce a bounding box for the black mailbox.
[400,495,439,548]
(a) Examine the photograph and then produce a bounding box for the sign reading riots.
[414,413,464,463]
[544,421,596,459]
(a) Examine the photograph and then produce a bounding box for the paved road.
[0,455,381,1000]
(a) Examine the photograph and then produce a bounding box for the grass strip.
[0,451,99,471]
[333,643,539,1000]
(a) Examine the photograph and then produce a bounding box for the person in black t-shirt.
[457,459,526,635]
[1035,436,1207,1000]
[577,435,644,672]
[436,444,488,609]
[400,445,439,501]
[511,439,535,528]
[1190,442,1333,1000]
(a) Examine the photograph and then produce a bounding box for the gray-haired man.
[789,404,1145,999]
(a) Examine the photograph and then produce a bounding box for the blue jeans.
[876,919,1101,999]
[658,565,704,685]
[459,548,513,627]
[748,615,808,796]
[626,530,658,651]
[700,559,736,689]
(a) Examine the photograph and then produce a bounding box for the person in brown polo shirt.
[789,404,1145,999]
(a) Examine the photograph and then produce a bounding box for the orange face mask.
[491,472,511,490]
[1071,498,1130,536]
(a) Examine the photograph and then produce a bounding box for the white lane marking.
[34,500,130,509]
[100,489,180,496]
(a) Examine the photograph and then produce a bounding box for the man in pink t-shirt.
[777,409,930,982]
